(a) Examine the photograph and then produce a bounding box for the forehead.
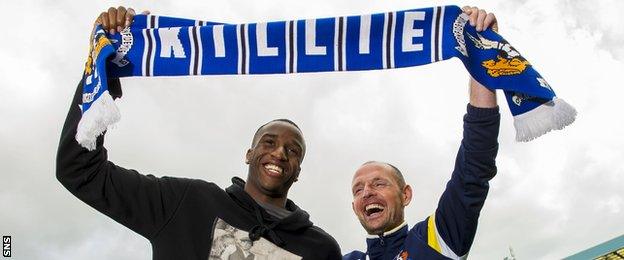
[255,121,305,146]
[352,163,396,185]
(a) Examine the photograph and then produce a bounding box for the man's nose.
[362,184,375,199]
[270,146,287,160]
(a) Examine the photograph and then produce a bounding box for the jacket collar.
[366,221,408,239]
[365,222,408,259]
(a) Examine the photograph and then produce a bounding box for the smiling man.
[56,6,340,260]
[344,7,501,260]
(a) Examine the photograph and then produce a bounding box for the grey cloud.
[558,0,624,60]
[1,0,623,259]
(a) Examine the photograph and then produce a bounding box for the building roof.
[565,234,624,260]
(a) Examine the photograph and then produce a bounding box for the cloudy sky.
[1,0,623,259]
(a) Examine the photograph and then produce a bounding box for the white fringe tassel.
[513,98,577,142]
[75,91,121,151]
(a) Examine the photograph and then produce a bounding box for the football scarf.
[78,5,576,150]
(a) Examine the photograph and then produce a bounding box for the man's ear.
[245,149,252,164]
[402,185,413,207]
[293,167,301,182]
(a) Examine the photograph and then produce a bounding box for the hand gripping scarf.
[78,5,576,150]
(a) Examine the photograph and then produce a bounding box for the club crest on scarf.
[453,12,530,78]
[84,29,110,78]
[76,24,120,151]
[83,28,112,105]
[466,33,530,77]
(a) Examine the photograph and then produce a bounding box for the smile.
[263,163,283,175]
[364,203,385,218]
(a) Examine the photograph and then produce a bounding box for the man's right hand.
[94,6,150,35]
[462,6,499,108]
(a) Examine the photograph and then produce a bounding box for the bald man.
[345,7,501,260]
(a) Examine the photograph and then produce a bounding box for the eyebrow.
[260,133,277,139]
[260,133,304,151]
[352,177,388,187]
[291,141,304,151]
[372,177,388,182]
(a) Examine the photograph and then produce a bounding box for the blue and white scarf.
[78,5,576,150]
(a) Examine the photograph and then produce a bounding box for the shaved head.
[361,161,406,188]
[251,119,303,147]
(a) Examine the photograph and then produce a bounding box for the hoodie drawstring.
[248,206,285,246]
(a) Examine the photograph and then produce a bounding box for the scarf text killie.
[78,5,576,150]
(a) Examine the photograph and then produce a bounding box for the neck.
[244,182,288,208]
[367,220,407,237]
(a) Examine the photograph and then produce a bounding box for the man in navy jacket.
[345,7,501,260]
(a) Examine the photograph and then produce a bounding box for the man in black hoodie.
[56,6,341,260]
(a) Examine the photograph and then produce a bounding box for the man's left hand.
[462,6,498,32]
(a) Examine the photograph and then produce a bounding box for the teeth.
[264,164,283,174]
[365,204,385,211]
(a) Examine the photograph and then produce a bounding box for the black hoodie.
[56,78,342,259]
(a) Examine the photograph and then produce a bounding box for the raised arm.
[466,5,498,109]
[420,6,501,258]
[56,7,189,240]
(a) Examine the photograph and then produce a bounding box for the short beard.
[359,218,388,236]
